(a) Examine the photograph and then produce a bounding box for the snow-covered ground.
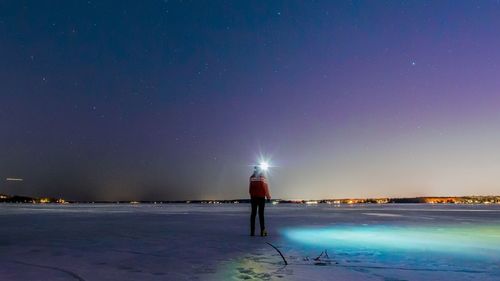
[1,204,499,280]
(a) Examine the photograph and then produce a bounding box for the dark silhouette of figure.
[249,166,271,236]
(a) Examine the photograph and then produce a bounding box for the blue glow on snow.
[283,225,500,258]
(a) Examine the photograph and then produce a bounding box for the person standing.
[249,166,271,236]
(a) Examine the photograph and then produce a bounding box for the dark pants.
[250,197,266,235]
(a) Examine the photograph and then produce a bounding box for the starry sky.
[2,0,500,201]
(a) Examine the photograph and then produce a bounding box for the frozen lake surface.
[1,204,499,280]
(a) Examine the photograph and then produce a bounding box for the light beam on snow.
[283,224,500,258]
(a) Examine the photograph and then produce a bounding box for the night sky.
[2,1,500,201]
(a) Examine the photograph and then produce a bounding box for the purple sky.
[1,1,500,200]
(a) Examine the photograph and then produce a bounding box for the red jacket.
[249,174,271,199]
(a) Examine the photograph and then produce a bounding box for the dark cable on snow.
[266,242,288,265]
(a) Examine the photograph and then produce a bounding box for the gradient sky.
[2,0,500,200]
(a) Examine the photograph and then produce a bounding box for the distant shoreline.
[1,194,499,205]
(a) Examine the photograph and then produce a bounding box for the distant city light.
[305,201,319,205]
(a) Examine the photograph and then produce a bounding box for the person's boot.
[260,229,268,237]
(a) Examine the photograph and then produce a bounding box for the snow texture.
[1,204,499,280]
